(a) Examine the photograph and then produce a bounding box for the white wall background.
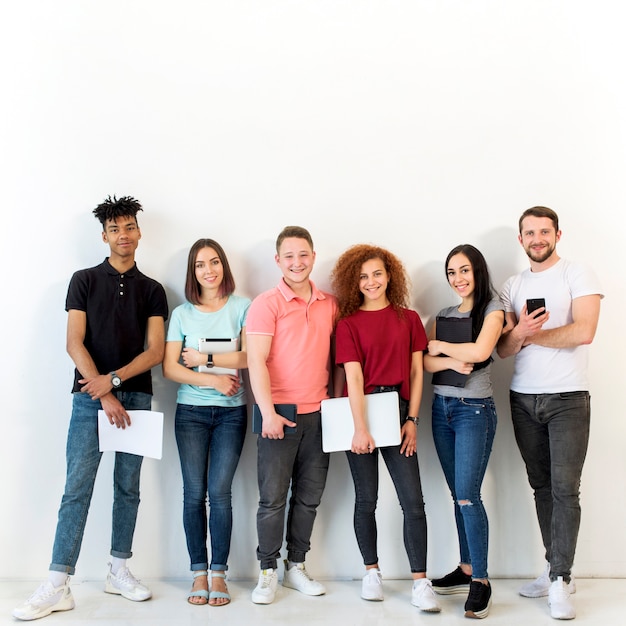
[1,0,624,582]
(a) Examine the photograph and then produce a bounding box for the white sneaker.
[519,562,576,598]
[105,564,152,601]
[411,578,441,612]
[282,560,326,596]
[13,578,75,620]
[549,576,576,620]
[251,568,278,604]
[361,569,384,601]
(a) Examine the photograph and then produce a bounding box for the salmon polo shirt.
[246,278,338,414]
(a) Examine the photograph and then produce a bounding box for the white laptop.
[198,338,239,386]
[320,391,401,453]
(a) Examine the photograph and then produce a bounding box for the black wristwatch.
[206,354,214,368]
[407,416,419,425]
[110,371,122,388]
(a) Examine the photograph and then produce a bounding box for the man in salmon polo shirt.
[246,225,339,605]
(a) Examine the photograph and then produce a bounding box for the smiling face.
[194,246,224,292]
[519,215,561,266]
[359,257,390,309]
[446,253,475,303]
[102,215,141,262]
[275,236,315,289]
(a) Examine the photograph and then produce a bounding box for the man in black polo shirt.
[14,196,168,621]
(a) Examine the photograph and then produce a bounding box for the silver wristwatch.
[110,371,122,388]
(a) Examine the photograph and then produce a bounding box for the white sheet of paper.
[98,410,164,460]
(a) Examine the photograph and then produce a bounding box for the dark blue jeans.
[174,403,247,572]
[256,411,330,570]
[345,429,428,573]
[510,390,590,582]
[50,391,150,574]
[431,394,497,580]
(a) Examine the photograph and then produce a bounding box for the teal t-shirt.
[166,295,251,406]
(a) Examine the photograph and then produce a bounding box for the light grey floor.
[1,577,624,625]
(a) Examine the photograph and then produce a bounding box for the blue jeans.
[174,403,247,572]
[510,390,590,582]
[50,391,150,574]
[345,391,427,573]
[256,411,330,570]
[431,394,497,580]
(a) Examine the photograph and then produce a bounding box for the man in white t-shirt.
[497,206,603,621]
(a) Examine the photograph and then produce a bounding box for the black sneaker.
[431,566,472,595]
[464,580,491,619]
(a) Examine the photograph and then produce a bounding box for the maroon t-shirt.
[335,305,427,401]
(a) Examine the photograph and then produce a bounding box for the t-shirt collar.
[277,277,325,302]
[103,258,138,276]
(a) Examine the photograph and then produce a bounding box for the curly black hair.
[92,195,143,227]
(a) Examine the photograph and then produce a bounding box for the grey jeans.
[510,390,590,582]
[255,411,330,570]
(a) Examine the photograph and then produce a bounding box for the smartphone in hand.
[526,298,546,315]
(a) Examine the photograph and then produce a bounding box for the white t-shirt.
[499,258,603,394]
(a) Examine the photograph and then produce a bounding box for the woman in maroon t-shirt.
[331,244,440,613]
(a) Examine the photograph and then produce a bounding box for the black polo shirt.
[65,258,169,394]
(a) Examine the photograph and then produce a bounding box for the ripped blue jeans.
[431,394,497,579]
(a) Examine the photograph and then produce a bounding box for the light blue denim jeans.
[50,391,150,574]
[431,394,497,580]
[174,403,247,572]
[510,390,590,583]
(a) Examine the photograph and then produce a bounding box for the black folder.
[431,316,472,388]
[252,403,298,434]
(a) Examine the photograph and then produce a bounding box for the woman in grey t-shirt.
[424,244,504,619]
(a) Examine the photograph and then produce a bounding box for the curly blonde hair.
[330,244,411,320]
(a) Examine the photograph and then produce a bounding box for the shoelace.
[28,583,54,602]
[260,572,274,588]
[30,582,59,603]
[466,582,484,602]
[413,579,432,595]
[293,565,313,581]
[115,568,139,586]
[551,585,569,602]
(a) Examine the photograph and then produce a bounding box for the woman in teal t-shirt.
[163,238,250,607]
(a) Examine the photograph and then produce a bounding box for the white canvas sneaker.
[361,568,384,601]
[13,578,75,620]
[251,568,278,604]
[411,578,441,612]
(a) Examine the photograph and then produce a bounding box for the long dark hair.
[445,244,495,342]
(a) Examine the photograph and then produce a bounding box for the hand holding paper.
[98,410,164,460]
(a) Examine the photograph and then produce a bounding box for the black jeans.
[510,390,590,582]
[345,385,428,573]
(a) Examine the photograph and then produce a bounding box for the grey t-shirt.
[431,298,503,399]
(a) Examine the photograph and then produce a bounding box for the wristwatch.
[407,416,419,425]
[205,354,214,368]
[110,372,122,388]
